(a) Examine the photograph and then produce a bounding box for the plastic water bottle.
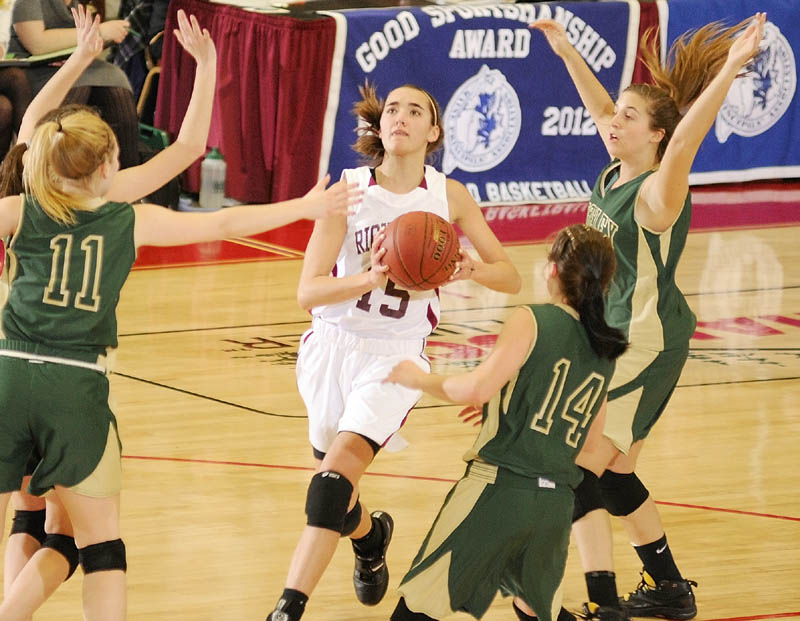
[199,147,226,210]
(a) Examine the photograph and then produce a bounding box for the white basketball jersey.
[312,165,451,340]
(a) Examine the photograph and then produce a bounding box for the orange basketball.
[382,211,460,291]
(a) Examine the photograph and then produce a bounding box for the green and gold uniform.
[397,304,616,621]
[0,195,135,496]
[586,160,696,452]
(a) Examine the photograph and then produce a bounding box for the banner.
[664,0,800,184]
[319,2,640,205]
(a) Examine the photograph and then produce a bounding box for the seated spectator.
[111,0,170,102]
[9,0,140,168]
[0,2,32,158]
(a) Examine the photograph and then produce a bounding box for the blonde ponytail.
[24,110,117,225]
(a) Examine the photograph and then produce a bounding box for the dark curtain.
[154,0,336,203]
[631,0,660,85]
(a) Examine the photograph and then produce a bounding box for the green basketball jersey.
[586,160,696,350]
[0,195,136,359]
[465,304,616,488]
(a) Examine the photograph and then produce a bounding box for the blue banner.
[666,0,800,183]
[319,2,639,204]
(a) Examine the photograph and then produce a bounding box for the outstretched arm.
[385,306,535,405]
[17,5,104,144]
[107,10,216,203]
[530,19,616,154]
[639,13,766,232]
[134,176,360,248]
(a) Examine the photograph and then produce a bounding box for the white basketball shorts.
[296,318,430,453]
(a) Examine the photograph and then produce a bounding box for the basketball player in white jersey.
[266,84,521,621]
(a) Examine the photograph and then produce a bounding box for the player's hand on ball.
[368,233,389,287]
[384,360,426,388]
[457,405,483,427]
[449,249,476,282]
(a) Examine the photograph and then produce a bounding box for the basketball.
[381,211,460,291]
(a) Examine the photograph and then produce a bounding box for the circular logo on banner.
[715,21,796,143]
[442,65,522,174]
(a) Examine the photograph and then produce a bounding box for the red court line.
[122,454,800,521]
[705,612,800,621]
[655,500,800,522]
[122,454,456,483]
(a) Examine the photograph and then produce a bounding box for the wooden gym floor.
[2,184,798,620]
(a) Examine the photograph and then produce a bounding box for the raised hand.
[173,9,216,68]
[303,175,362,220]
[71,5,103,60]
[727,12,766,71]
[530,19,572,57]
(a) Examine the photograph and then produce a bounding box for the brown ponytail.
[548,225,627,360]
[630,19,753,161]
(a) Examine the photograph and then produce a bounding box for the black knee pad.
[78,539,127,574]
[572,467,604,523]
[43,534,80,580]
[599,471,649,517]
[305,470,353,533]
[341,497,362,538]
[10,509,46,544]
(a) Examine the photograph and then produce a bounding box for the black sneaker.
[576,602,630,620]
[620,571,697,620]
[352,510,394,606]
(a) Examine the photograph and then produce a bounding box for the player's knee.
[572,468,604,522]
[42,533,80,580]
[78,539,127,574]
[599,471,649,517]
[10,509,46,544]
[341,497,362,537]
[305,470,353,534]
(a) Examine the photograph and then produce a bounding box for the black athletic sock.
[268,588,308,621]
[585,570,619,608]
[513,603,576,621]
[558,608,578,621]
[634,535,682,581]
[352,515,382,556]
[391,597,437,620]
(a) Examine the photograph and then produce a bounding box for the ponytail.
[0,143,28,199]
[548,225,627,360]
[630,19,754,161]
[24,109,116,225]
[0,104,100,202]
[352,82,386,166]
